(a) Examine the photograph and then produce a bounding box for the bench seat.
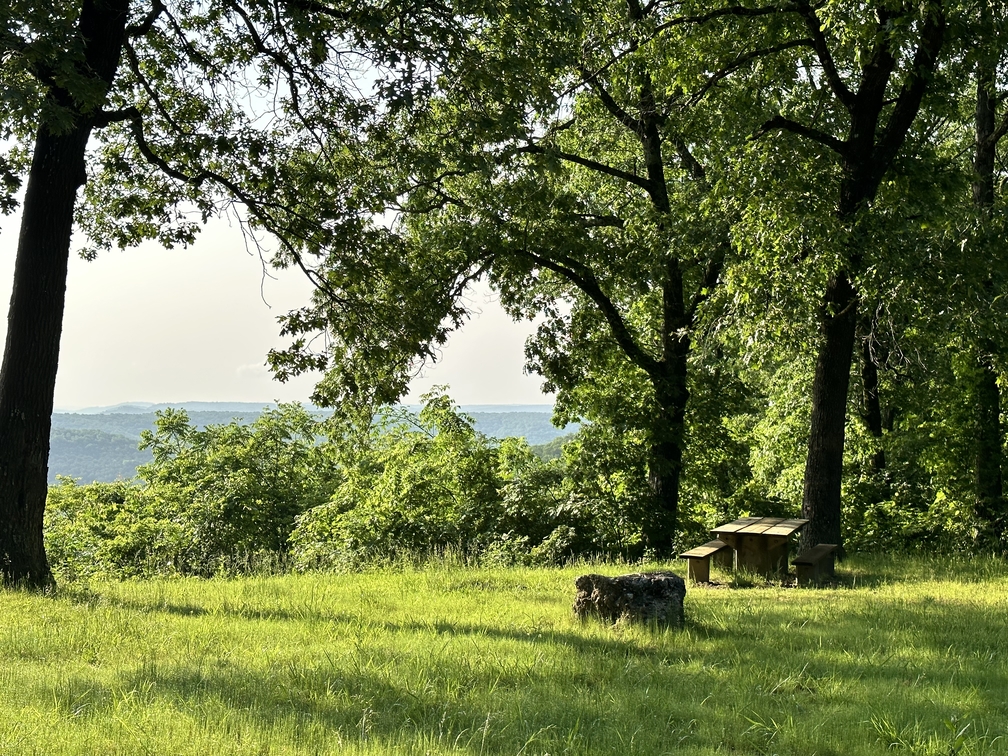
[792,543,838,586]
[679,539,731,583]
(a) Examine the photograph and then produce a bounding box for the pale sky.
[0,212,551,411]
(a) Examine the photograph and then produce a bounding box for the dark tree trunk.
[0,127,90,588]
[637,84,692,556]
[858,317,886,471]
[801,272,858,553]
[0,0,129,588]
[644,356,688,556]
[640,256,691,555]
[972,45,1004,537]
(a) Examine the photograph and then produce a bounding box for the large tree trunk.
[0,128,91,588]
[644,364,688,556]
[972,47,1004,538]
[0,0,129,588]
[800,272,858,553]
[639,255,690,556]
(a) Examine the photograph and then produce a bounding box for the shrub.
[45,403,339,578]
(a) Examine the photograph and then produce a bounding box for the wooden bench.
[792,543,838,586]
[679,539,731,583]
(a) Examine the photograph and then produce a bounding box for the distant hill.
[64,401,286,415]
[49,429,152,483]
[530,433,578,461]
[50,410,270,439]
[467,413,577,444]
[48,402,574,483]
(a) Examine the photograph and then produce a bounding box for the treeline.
[47,410,572,484]
[44,388,975,581]
[44,399,607,579]
[7,0,1008,589]
[255,1,1008,557]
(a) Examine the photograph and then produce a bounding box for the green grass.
[2,555,1007,755]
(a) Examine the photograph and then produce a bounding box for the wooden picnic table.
[710,516,809,577]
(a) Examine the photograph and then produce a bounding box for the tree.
[968,0,1008,544]
[736,0,948,552]
[0,0,132,588]
[0,0,446,587]
[270,0,814,554]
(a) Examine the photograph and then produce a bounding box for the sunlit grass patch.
[1,555,1007,754]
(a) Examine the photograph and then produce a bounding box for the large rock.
[573,572,686,625]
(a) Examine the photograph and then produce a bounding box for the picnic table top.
[710,516,809,538]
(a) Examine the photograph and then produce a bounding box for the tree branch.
[520,248,661,377]
[686,241,729,325]
[126,0,165,37]
[687,39,813,106]
[123,41,188,135]
[753,114,846,155]
[228,0,304,118]
[872,2,946,174]
[991,110,1008,148]
[671,139,706,183]
[652,3,787,35]
[518,143,651,191]
[578,3,797,96]
[118,105,345,304]
[794,2,855,110]
[584,73,639,133]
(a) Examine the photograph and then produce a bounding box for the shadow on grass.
[35,586,1008,755]
[90,593,362,624]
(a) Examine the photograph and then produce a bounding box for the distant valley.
[48,403,577,483]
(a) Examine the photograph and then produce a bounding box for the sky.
[0,212,551,411]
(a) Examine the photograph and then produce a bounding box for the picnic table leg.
[736,535,773,575]
[687,556,710,583]
[766,536,790,577]
[713,546,734,571]
[714,534,739,572]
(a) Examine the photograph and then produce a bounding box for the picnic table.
[710,516,809,577]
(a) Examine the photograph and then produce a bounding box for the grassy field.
[1,556,1007,755]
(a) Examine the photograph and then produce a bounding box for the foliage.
[289,391,615,570]
[44,479,184,581]
[44,404,338,579]
[44,367,1005,583]
[136,404,338,563]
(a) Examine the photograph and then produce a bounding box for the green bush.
[45,403,338,578]
[135,403,338,574]
[289,392,625,570]
[44,478,185,581]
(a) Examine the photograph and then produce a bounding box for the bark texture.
[644,356,688,555]
[972,46,1004,537]
[0,0,129,588]
[974,351,1002,512]
[801,272,858,552]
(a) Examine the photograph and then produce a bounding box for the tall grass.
[1,555,1006,755]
